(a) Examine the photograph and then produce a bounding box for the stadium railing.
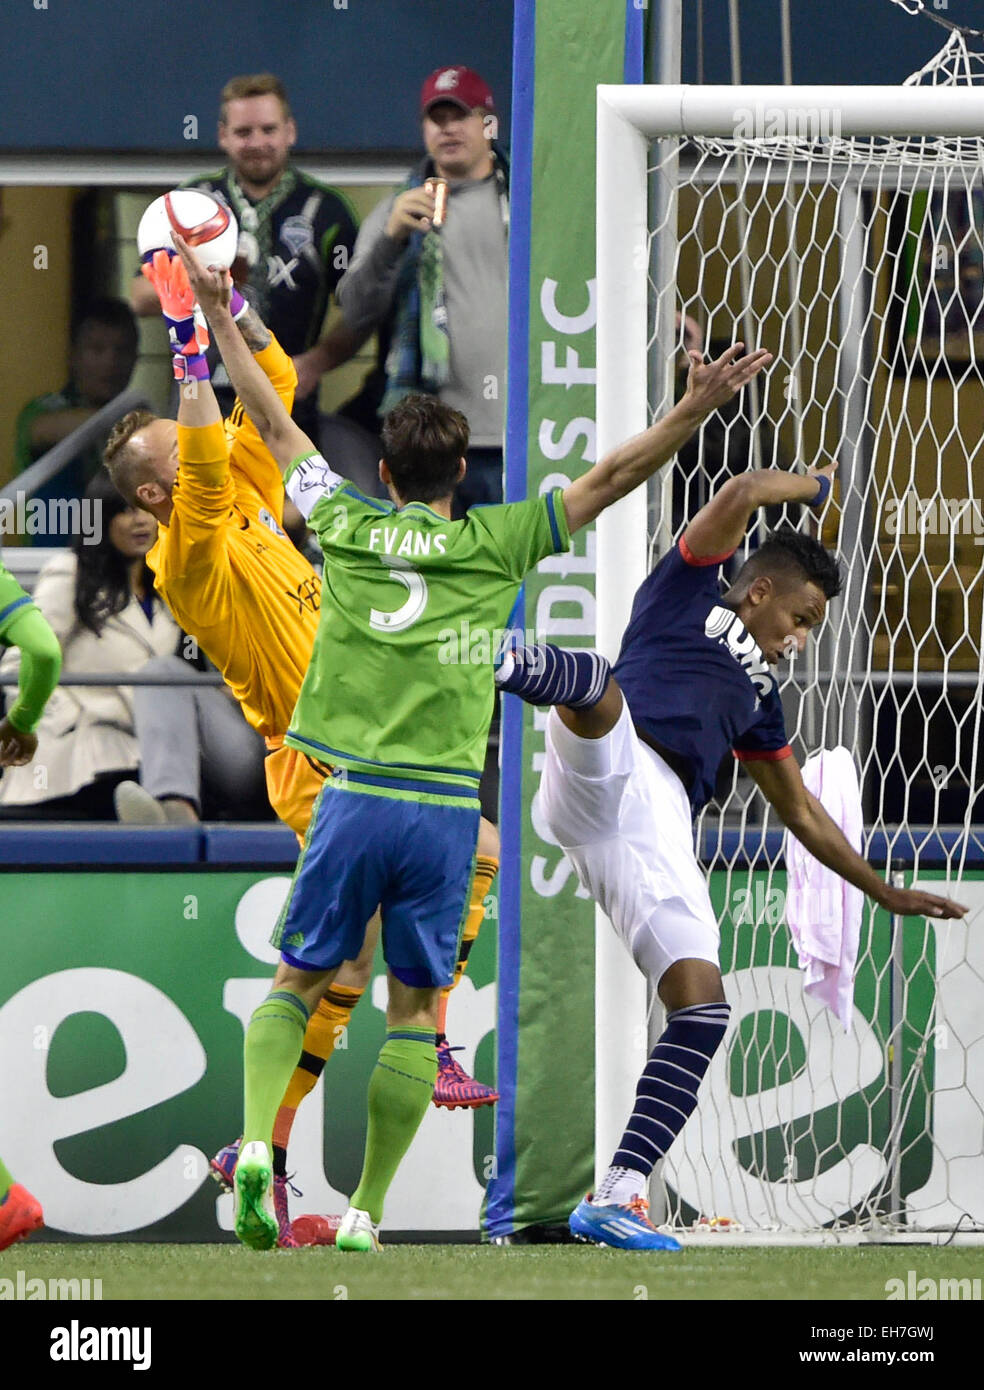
[0,386,154,507]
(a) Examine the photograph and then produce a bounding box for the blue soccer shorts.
[272,780,480,988]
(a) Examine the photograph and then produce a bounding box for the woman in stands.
[0,471,180,818]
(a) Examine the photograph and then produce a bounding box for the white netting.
[643,28,984,1235]
[696,25,984,171]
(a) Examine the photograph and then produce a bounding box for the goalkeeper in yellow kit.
[0,556,62,1250]
[103,245,497,1246]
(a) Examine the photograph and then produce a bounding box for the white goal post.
[595,80,984,1237]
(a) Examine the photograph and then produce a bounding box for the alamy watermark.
[437,623,541,666]
[50,1320,150,1370]
[884,493,984,545]
[0,1269,103,1300]
[885,1271,982,1301]
[0,493,102,544]
[732,882,839,927]
[732,104,842,142]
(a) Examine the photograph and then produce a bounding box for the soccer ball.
[137,189,238,270]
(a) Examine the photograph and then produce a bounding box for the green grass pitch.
[4,1242,982,1300]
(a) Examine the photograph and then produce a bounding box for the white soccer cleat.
[335,1206,382,1253]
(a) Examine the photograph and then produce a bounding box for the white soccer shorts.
[534,700,721,985]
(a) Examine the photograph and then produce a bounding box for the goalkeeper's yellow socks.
[350,1029,438,1225]
[242,990,310,1148]
[0,1157,15,1201]
[272,983,364,1177]
[437,854,498,1040]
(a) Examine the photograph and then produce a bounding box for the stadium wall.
[1,2,515,156]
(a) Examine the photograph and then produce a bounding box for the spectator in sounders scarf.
[337,66,508,519]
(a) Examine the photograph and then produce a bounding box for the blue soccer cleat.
[569,1194,683,1251]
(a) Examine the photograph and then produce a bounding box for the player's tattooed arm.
[235,305,272,355]
[745,756,968,919]
[172,234,313,473]
[562,342,773,533]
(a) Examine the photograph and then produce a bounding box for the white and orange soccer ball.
[137,189,239,270]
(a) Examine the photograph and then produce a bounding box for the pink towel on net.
[784,746,864,1033]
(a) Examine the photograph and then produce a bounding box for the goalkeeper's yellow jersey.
[146,340,320,739]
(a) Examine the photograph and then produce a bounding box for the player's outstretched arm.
[561,343,773,534]
[745,756,968,919]
[140,247,224,435]
[682,460,837,561]
[172,236,314,473]
[0,605,62,767]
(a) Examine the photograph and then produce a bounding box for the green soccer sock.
[350,1028,438,1225]
[0,1155,15,1200]
[242,990,311,1150]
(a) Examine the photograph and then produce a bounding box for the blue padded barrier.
[0,824,296,866]
[202,824,299,866]
[1,822,981,870]
[0,825,202,866]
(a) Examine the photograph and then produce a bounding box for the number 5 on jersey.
[370,556,429,633]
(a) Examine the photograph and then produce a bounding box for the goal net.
[596,27,984,1238]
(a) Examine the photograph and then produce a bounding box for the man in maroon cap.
[337,65,508,517]
[336,66,509,1105]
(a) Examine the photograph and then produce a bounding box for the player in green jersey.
[0,556,63,1249]
[0,558,62,766]
[174,235,771,1251]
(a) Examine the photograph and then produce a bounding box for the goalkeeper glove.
[141,248,211,380]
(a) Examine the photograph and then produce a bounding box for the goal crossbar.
[598,84,984,140]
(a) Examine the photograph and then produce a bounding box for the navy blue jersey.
[613,537,792,815]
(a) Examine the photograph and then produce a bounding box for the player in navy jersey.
[497,459,968,1251]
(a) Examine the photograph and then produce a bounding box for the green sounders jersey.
[283,453,570,800]
[0,556,61,734]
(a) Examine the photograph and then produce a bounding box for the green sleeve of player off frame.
[3,606,62,733]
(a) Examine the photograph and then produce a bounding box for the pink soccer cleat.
[432,1040,499,1110]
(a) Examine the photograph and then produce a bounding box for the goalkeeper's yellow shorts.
[264,737,330,844]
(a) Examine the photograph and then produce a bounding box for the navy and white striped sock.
[494,643,610,709]
[593,1002,731,1207]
